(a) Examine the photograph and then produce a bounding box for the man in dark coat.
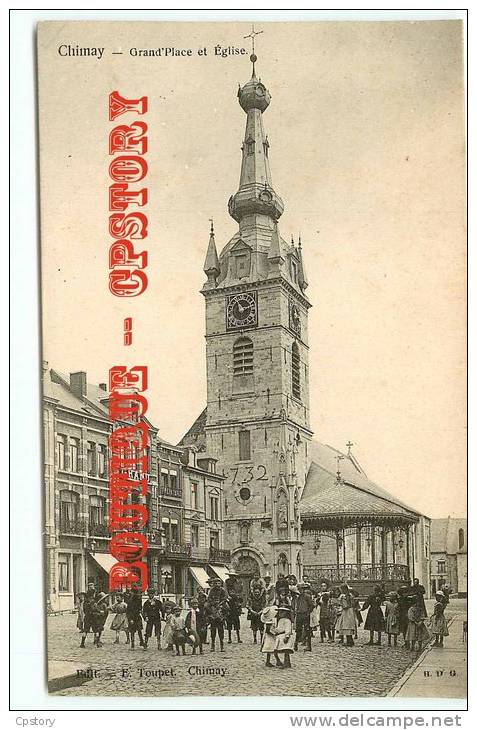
[126,586,144,650]
[225,572,243,643]
[294,583,314,652]
[206,578,228,652]
[79,582,97,648]
[142,588,164,650]
[409,578,427,617]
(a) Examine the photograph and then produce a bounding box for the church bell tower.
[201,46,313,580]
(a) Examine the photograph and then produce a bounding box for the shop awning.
[189,566,210,590]
[209,565,230,583]
[89,552,117,574]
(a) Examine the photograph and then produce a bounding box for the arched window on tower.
[458,528,465,550]
[291,342,301,400]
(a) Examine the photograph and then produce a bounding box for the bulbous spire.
[229,53,284,226]
[238,55,271,113]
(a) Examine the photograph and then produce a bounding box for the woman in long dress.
[337,584,357,646]
[362,585,386,645]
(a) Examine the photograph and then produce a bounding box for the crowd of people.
[75,571,451,666]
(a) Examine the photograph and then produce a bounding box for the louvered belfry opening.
[292,342,300,399]
[233,337,254,375]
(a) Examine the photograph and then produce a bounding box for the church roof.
[179,408,425,520]
[303,441,423,518]
[430,517,466,554]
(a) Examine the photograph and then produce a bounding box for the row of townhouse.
[43,365,229,612]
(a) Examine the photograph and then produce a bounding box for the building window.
[70,438,80,473]
[160,468,181,497]
[191,482,198,510]
[458,528,465,550]
[89,495,106,528]
[60,490,79,529]
[56,435,66,470]
[58,553,70,593]
[97,444,107,478]
[210,496,219,521]
[238,430,251,461]
[87,442,96,476]
[210,530,219,549]
[437,560,446,574]
[233,337,253,375]
[162,518,179,543]
[191,524,199,547]
[292,342,301,400]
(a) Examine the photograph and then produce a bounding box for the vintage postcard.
[38,20,466,699]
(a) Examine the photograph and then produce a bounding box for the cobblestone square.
[47,606,453,698]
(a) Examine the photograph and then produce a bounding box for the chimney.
[70,371,87,398]
[99,383,107,391]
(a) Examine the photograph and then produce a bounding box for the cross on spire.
[335,453,345,482]
[244,24,263,76]
[346,440,354,456]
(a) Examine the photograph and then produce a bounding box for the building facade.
[43,366,227,612]
[430,517,467,597]
[182,52,431,596]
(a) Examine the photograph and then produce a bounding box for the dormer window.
[291,260,298,284]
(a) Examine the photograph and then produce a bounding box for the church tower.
[201,49,313,582]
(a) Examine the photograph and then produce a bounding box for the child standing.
[247,586,266,644]
[384,591,400,646]
[110,592,129,644]
[275,605,295,668]
[319,593,335,643]
[260,604,281,668]
[406,597,430,651]
[429,601,449,647]
[362,585,385,646]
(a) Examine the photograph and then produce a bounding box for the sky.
[38,20,466,519]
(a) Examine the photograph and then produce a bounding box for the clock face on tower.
[226,292,258,330]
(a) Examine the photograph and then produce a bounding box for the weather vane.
[244,24,263,75]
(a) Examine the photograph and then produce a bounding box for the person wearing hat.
[161,601,176,651]
[79,582,97,648]
[206,578,228,652]
[247,585,266,644]
[275,605,295,668]
[225,571,243,644]
[263,575,276,606]
[126,586,144,650]
[110,592,129,644]
[362,585,386,646]
[142,588,164,650]
[170,605,192,655]
[185,597,208,654]
[90,592,109,648]
[294,583,313,652]
[405,595,430,651]
[383,591,400,646]
[260,604,282,668]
